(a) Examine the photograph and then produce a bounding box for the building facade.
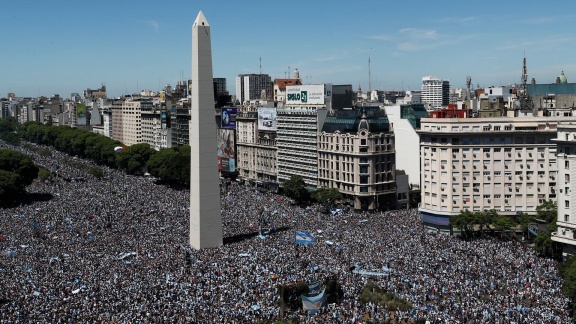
[418,117,576,228]
[317,106,396,210]
[235,74,272,104]
[552,122,576,255]
[421,76,449,111]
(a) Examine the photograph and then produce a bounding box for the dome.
[558,71,568,84]
[293,68,300,79]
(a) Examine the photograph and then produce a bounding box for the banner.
[301,288,327,314]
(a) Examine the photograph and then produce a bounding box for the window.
[566,200,570,208]
[565,215,569,222]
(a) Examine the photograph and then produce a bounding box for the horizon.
[1,0,575,98]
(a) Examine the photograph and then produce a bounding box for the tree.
[115,143,157,175]
[1,132,21,146]
[283,175,308,204]
[536,199,557,223]
[0,169,24,203]
[409,190,421,208]
[450,210,475,236]
[0,149,39,204]
[312,188,342,209]
[146,146,190,186]
[559,256,576,321]
[493,215,513,236]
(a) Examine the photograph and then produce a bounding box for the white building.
[552,122,576,255]
[418,117,576,228]
[235,74,272,105]
[384,103,429,189]
[421,76,449,111]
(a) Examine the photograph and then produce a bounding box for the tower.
[190,11,223,249]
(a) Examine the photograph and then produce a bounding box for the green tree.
[450,210,475,236]
[409,189,421,208]
[146,146,190,186]
[0,117,18,135]
[115,143,157,175]
[282,175,308,204]
[0,169,24,203]
[493,215,513,235]
[559,256,576,320]
[536,199,557,223]
[312,188,342,209]
[0,149,39,186]
[1,132,21,146]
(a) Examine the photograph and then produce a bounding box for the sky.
[1,0,576,98]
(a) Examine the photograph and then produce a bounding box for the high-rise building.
[552,123,576,255]
[189,11,222,249]
[421,76,449,111]
[418,117,576,229]
[277,84,331,187]
[235,74,272,104]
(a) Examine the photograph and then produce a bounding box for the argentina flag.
[295,231,316,245]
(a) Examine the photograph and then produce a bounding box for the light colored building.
[141,105,171,150]
[552,122,576,255]
[317,106,396,210]
[235,73,272,105]
[277,84,331,187]
[121,99,146,146]
[421,76,449,111]
[418,117,576,228]
[111,100,124,144]
[236,105,277,186]
[384,103,429,189]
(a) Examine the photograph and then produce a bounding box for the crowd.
[0,142,572,323]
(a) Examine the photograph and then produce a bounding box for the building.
[552,122,576,255]
[273,69,302,103]
[317,105,396,210]
[528,72,576,113]
[235,74,272,105]
[421,76,449,111]
[120,99,147,146]
[277,84,331,187]
[236,103,278,187]
[171,98,191,147]
[418,117,576,229]
[141,103,171,150]
[384,103,429,189]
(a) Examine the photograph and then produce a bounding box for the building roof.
[527,82,576,95]
[274,78,302,91]
[322,106,390,133]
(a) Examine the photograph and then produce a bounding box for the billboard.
[217,128,236,172]
[258,107,277,131]
[221,107,237,129]
[76,103,87,118]
[286,84,326,105]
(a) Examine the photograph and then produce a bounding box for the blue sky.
[1,0,575,98]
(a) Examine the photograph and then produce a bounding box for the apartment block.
[419,117,576,227]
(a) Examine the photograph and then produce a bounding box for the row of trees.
[282,175,343,208]
[450,200,561,258]
[0,118,191,186]
[0,148,39,204]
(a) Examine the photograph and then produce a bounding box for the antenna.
[259,57,262,74]
[368,57,372,93]
[288,66,291,79]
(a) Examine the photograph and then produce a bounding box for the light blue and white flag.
[308,280,322,295]
[301,288,327,314]
[295,231,316,245]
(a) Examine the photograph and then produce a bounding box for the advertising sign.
[76,103,87,118]
[286,84,326,105]
[217,128,236,172]
[258,107,277,131]
[221,107,237,129]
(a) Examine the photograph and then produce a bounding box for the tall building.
[121,99,146,146]
[418,117,576,229]
[189,11,222,249]
[273,68,302,103]
[421,76,449,111]
[317,105,396,210]
[552,123,576,255]
[277,84,331,187]
[235,74,272,104]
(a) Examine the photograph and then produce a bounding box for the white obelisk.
[190,11,223,249]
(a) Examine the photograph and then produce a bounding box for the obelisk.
[190,11,223,249]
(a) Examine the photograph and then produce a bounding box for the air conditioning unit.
[441,165,445,169]
[473,166,477,169]
[453,154,457,158]
[488,176,491,180]
[453,201,457,204]
[473,176,477,180]
[473,199,477,203]
[487,153,490,157]
[505,199,509,203]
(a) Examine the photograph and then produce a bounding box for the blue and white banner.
[295,231,316,245]
[308,280,322,295]
[301,288,327,314]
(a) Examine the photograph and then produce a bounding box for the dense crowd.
[0,142,572,323]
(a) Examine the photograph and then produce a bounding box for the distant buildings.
[235,74,272,104]
[421,76,449,111]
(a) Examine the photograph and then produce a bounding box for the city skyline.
[2,0,576,98]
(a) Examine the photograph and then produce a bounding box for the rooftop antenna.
[288,66,291,79]
[466,75,472,101]
[259,57,262,74]
[368,56,372,93]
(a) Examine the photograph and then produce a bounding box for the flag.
[301,289,327,314]
[295,231,316,245]
[308,280,322,295]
